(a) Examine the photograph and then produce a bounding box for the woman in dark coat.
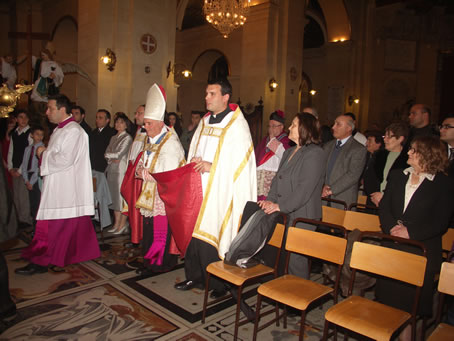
[377,135,454,340]
[363,122,409,208]
[259,113,325,279]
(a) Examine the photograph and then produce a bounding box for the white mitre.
[144,83,166,121]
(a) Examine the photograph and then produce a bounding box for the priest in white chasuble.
[134,84,185,276]
[16,94,100,275]
[175,78,257,294]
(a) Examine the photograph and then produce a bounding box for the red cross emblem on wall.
[140,34,157,54]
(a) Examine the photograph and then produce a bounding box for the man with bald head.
[408,104,438,139]
[322,114,367,208]
[440,113,454,179]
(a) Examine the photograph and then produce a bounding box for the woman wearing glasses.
[377,135,454,340]
[363,122,409,208]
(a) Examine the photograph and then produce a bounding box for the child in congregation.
[20,126,44,227]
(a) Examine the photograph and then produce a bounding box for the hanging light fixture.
[203,0,251,39]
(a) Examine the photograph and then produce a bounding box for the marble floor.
[0,226,390,340]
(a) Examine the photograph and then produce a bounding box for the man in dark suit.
[407,104,439,141]
[322,114,367,208]
[89,109,116,228]
[89,109,116,173]
[72,105,92,135]
[440,114,454,180]
[440,113,454,326]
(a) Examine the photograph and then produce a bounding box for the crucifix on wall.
[8,8,50,83]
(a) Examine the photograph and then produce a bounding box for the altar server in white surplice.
[174,78,256,294]
[16,94,100,276]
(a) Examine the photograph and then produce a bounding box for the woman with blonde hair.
[378,135,454,340]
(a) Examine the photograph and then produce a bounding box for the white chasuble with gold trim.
[187,105,257,259]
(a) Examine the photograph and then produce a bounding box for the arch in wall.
[305,9,328,45]
[318,0,350,42]
[176,0,189,30]
[177,49,230,124]
[51,16,78,101]
[51,15,78,40]
[191,49,231,81]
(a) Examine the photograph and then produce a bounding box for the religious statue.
[0,83,34,118]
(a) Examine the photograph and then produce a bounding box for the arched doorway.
[177,49,230,125]
[51,16,78,102]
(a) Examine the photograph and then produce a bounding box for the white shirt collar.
[337,135,351,147]
[403,167,435,181]
[16,125,30,134]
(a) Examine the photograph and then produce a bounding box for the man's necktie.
[27,146,35,171]
[449,147,454,162]
[326,140,342,181]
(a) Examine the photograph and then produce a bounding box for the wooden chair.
[442,228,454,258]
[427,255,454,341]
[348,202,379,214]
[322,232,427,341]
[342,210,381,232]
[322,206,346,226]
[322,205,381,232]
[253,219,347,341]
[322,197,348,210]
[357,194,367,205]
[201,214,287,341]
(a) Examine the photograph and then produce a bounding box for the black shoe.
[135,267,154,277]
[210,289,227,299]
[124,242,140,248]
[15,263,48,275]
[0,305,16,322]
[174,279,202,291]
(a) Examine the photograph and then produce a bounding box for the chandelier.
[203,0,250,38]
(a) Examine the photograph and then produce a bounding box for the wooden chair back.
[357,194,367,205]
[268,223,285,248]
[322,206,346,226]
[350,242,426,287]
[286,227,347,266]
[348,202,379,214]
[438,261,454,296]
[343,210,381,232]
[442,228,454,252]
[322,197,348,210]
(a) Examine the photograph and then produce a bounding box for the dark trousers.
[0,252,15,315]
[28,179,41,225]
[184,238,225,291]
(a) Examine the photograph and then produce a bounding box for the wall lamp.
[166,61,192,79]
[310,89,317,96]
[269,78,278,92]
[101,48,116,71]
[348,95,359,106]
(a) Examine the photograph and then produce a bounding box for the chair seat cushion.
[206,261,274,286]
[325,295,411,340]
[258,274,334,311]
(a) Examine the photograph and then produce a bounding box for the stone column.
[240,0,304,132]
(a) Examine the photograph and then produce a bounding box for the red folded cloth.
[152,163,202,256]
